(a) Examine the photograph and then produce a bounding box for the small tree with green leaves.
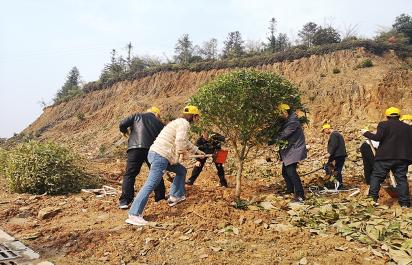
[54,66,82,103]
[190,70,305,200]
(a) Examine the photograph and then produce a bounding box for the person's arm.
[119,114,136,134]
[279,121,299,140]
[327,133,338,161]
[364,123,385,142]
[175,121,199,155]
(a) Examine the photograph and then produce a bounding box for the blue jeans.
[129,151,187,216]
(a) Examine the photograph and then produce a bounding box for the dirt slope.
[23,48,412,158]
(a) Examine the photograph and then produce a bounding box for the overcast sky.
[0,0,410,138]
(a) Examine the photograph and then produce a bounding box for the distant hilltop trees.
[53,14,412,104]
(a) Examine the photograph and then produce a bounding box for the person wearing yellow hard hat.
[361,107,412,208]
[118,106,166,209]
[321,122,347,189]
[400,114,412,126]
[126,105,205,226]
[271,103,307,204]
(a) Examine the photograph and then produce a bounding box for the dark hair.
[182,114,199,123]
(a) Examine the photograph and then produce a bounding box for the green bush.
[3,141,98,195]
[332,68,341,74]
[0,148,8,177]
[357,59,374,68]
[77,112,85,121]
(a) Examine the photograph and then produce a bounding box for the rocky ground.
[0,156,411,265]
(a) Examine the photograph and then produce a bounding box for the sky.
[0,0,410,138]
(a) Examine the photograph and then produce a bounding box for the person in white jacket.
[126,105,205,226]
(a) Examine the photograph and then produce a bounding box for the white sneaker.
[125,215,148,226]
[167,195,186,207]
[119,204,130,209]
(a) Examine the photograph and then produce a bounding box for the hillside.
[23,48,412,158]
[2,47,412,265]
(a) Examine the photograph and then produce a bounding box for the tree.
[125,42,133,67]
[266,17,277,52]
[298,22,318,47]
[245,40,264,55]
[174,34,194,65]
[276,33,290,51]
[54,67,82,103]
[393,13,412,43]
[198,38,218,60]
[312,26,341,45]
[190,70,305,200]
[222,31,245,59]
[100,49,127,86]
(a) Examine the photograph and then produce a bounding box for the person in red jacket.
[361,107,412,208]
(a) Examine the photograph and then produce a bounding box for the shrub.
[77,112,85,121]
[3,141,98,195]
[332,68,341,74]
[357,59,374,68]
[0,148,8,177]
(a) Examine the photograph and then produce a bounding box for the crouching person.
[126,105,205,226]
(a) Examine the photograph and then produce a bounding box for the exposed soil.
[0,158,398,265]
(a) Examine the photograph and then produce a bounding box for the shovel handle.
[189,154,213,158]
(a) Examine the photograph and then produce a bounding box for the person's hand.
[360,129,368,135]
[122,132,129,138]
[195,161,202,167]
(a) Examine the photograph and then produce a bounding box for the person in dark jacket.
[186,131,228,187]
[322,123,347,188]
[273,104,307,203]
[360,140,379,185]
[118,106,166,209]
[362,107,412,208]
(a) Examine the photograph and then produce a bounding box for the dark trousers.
[282,163,304,198]
[368,160,410,207]
[187,158,228,187]
[360,143,375,185]
[119,148,166,205]
[328,156,345,184]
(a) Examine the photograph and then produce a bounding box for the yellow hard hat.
[400,114,412,121]
[385,107,400,117]
[322,123,331,131]
[278,103,290,111]
[183,105,200,115]
[148,106,160,115]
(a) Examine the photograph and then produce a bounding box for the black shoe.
[289,196,305,205]
[185,180,193,186]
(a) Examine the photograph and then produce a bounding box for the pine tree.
[174,34,194,65]
[54,67,82,103]
[222,31,245,59]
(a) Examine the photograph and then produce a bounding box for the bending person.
[126,105,205,225]
[118,106,165,209]
[186,131,228,187]
[362,107,412,208]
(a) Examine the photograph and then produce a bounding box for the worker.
[126,105,205,226]
[118,106,165,209]
[362,107,412,208]
[360,139,379,185]
[186,131,228,187]
[321,123,347,189]
[400,114,412,125]
[270,103,307,204]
